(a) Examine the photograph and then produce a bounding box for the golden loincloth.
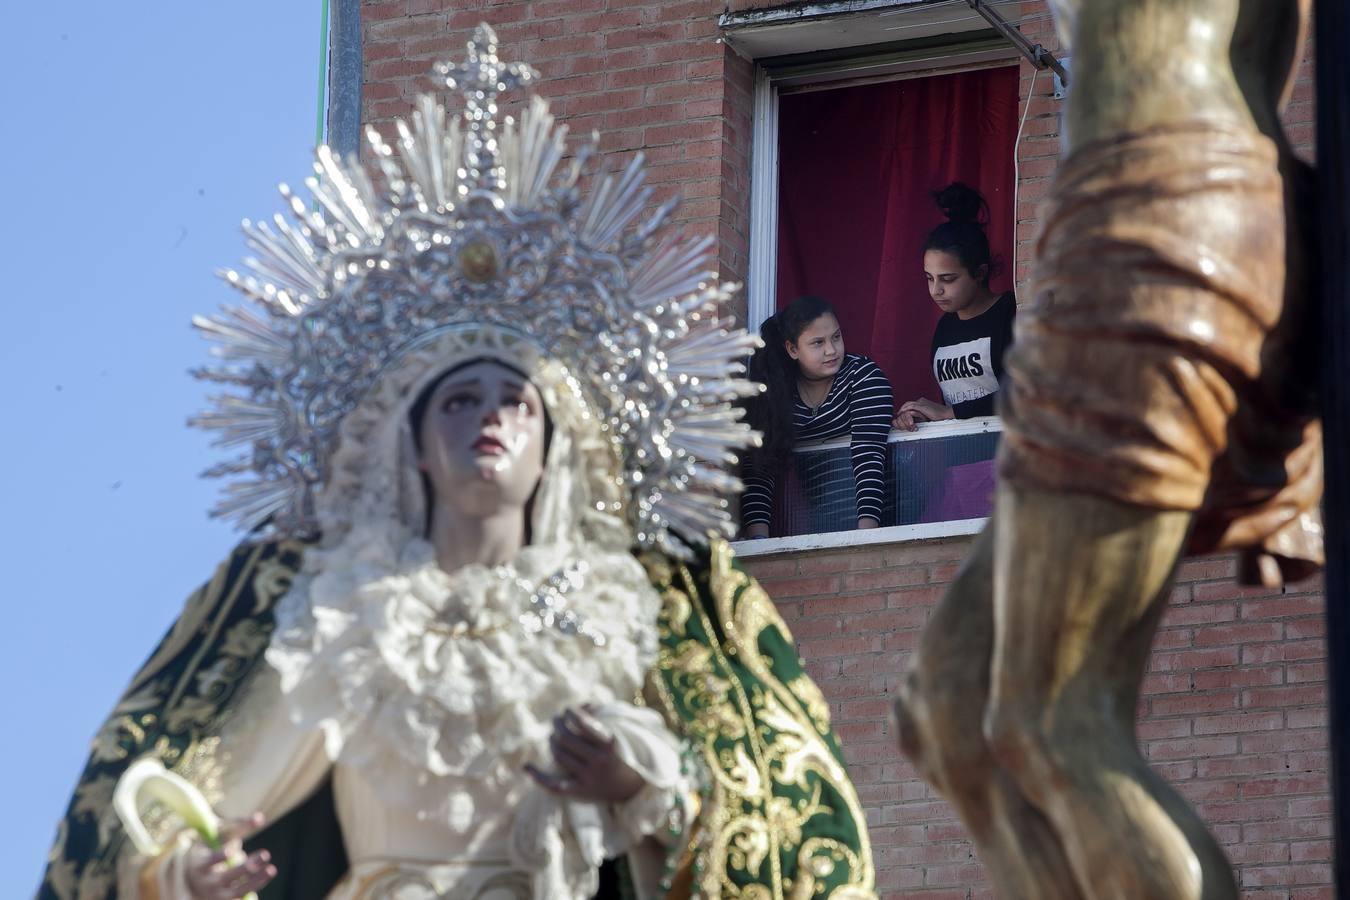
[999,121,1322,586]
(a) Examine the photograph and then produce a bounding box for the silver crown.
[190,23,761,557]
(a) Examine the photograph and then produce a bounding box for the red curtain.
[775,66,1020,405]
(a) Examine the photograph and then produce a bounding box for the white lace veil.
[263,324,663,787]
[314,324,627,557]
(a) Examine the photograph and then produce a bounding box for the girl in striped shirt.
[742,296,895,537]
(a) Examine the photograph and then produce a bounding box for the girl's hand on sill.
[894,398,954,431]
[858,517,879,530]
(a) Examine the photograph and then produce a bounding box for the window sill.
[731,515,985,558]
[796,414,1002,453]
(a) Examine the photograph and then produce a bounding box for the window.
[728,2,1024,553]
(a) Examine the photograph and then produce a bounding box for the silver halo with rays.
[190,23,761,557]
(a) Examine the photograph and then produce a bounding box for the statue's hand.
[185,813,276,900]
[526,707,646,804]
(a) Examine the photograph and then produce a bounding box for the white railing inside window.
[733,416,1000,557]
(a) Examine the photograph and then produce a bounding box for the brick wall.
[359,2,1330,897]
[361,0,754,284]
[741,541,1332,899]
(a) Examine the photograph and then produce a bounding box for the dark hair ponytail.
[745,295,836,471]
[923,182,995,286]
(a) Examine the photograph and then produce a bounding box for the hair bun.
[933,182,986,224]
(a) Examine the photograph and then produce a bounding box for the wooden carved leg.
[895,526,1083,900]
[983,484,1236,900]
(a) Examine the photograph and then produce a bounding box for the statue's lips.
[472,434,507,455]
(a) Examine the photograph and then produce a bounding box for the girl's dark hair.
[744,295,836,471]
[922,182,994,287]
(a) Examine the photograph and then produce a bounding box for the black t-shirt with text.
[930,291,1015,419]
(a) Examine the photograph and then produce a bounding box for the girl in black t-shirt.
[895,183,1015,431]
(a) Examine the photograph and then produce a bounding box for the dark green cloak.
[37,539,874,900]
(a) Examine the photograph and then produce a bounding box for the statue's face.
[416,360,548,522]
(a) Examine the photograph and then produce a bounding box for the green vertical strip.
[316,0,331,148]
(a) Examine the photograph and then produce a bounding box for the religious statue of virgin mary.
[37,24,876,900]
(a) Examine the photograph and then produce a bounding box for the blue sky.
[1,2,319,890]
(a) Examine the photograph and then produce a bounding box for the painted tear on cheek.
[488,430,532,474]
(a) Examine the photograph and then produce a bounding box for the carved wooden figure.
[894,2,1320,898]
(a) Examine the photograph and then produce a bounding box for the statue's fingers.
[550,732,593,773]
[217,811,267,845]
[525,763,580,797]
[563,708,613,747]
[224,851,276,897]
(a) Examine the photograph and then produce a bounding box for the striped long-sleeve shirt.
[742,353,894,528]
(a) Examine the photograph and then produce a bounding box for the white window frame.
[732,416,998,557]
[731,3,1021,557]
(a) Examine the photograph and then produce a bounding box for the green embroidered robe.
[37,539,874,900]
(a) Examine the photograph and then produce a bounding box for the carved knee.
[895,657,990,795]
[892,667,932,771]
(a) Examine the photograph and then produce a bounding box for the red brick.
[1175,779,1239,803]
[1241,773,1329,798]
[1241,595,1326,619]
[1192,622,1285,647]
[1244,819,1330,845]
[1197,754,1288,778]
[1197,797,1291,823]
[1242,729,1328,754]
[741,557,798,579]
[1288,662,1327,683]
[531,0,607,18]
[1150,647,1241,671]
[801,592,885,617]
[1286,616,1325,639]
[1287,707,1328,730]
[799,635,884,658]
[786,616,844,639]
[1244,640,1324,664]
[1193,665,1284,691]
[1292,798,1333,821]
[1194,580,1288,602]
[795,548,888,574]
[1225,841,1291,865]
[1153,759,1196,782]
[1140,672,1193,694]
[647,78,724,105]
[1149,691,1239,717]
[1192,710,1284,735]
[1176,556,1238,581]
[760,574,841,598]
[1291,840,1331,863]
[1287,750,1330,772]
[885,585,947,609]
[1137,718,1192,741]
[643,119,721,146]
[605,24,684,49]
[1293,888,1335,900]
[1242,684,1327,709]
[841,568,929,592]
[1164,602,1237,627]
[1147,735,1239,761]
[1152,628,1194,651]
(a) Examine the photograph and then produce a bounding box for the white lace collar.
[265,532,662,816]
